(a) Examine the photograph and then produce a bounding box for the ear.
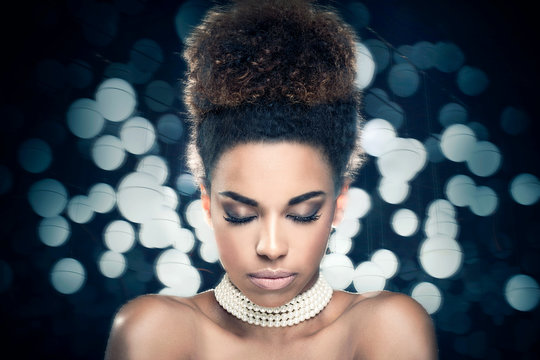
[332,180,351,228]
[200,184,213,228]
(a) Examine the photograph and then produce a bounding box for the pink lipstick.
[248,270,297,290]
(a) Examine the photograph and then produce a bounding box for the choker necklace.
[214,273,333,327]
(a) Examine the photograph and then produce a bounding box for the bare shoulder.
[348,291,438,360]
[104,294,197,360]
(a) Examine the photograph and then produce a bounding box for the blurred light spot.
[354,42,375,89]
[364,88,389,118]
[378,177,410,204]
[360,118,396,157]
[67,59,93,89]
[117,171,163,223]
[0,164,13,195]
[424,135,444,163]
[136,155,168,185]
[161,186,179,210]
[409,41,435,70]
[95,78,137,122]
[157,113,184,144]
[377,137,427,181]
[91,135,126,171]
[66,98,104,139]
[353,261,386,293]
[139,207,182,248]
[174,0,209,44]
[370,249,399,279]
[364,39,390,73]
[457,66,489,96]
[176,173,198,196]
[327,233,353,255]
[500,106,530,135]
[18,138,52,173]
[0,260,13,293]
[320,253,354,290]
[343,187,371,219]
[335,218,361,238]
[375,101,404,129]
[441,124,477,162]
[67,195,95,224]
[35,59,66,93]
[387,63,420,97]
[127,60,154,84]
[88,183,116,213]
[104,220,135,253]
[28,178,68,217]
[185,199,206,229]
[391,208,418,237]
[38,216,71,247]
[98,251,127,278]
[424,212,459,239]
[145,80,174,112]
[505,274,540,311]
[411,282,442,314]
[393,45,413,65]
[419,236,463,279]
[130,38,163,73]
[120,116,156,155]
[344,2,370,29]
[195,223,215,244]
[445,174,476,207]
[50,258,86,294]
[155,249,201,296]
[469,186,498,216]
[433,42,465,73]
[199,238,220,263]
[104,63,134,84]
[427,199,456,219]
[80,1,118,46]
[438,102,468,128]
[172,228,196,253]
[510,173,540,205]
[467,121,489,141]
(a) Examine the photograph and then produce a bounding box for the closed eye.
[223,214,257,225]
[287,212,321,223]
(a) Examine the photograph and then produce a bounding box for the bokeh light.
[104,220,135,253]
[28,178,69,218]
[95,78,137,122]
[66,98,104,139]
[38,216,71,247]
[50,258,86,294]
[353,261,386,293]
[18,138,52,173]
[419,236,463,279]
[411,282,442,314]
[504,274,540,311]
[320,253,355,290]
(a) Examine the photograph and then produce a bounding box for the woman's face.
[201,142,348,307]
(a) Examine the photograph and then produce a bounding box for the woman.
[105,0,438,358]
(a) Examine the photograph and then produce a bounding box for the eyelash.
[223,213,321,225]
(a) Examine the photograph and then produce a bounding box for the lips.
[248,270,297,290]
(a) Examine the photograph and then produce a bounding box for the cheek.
[212,222,254,270]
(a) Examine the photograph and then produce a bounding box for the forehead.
[211,142,334,200]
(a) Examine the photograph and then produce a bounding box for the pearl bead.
[214,273,333,327]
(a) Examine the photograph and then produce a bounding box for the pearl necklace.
[214,273,333,327]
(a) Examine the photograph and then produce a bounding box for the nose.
[256,215,288,261]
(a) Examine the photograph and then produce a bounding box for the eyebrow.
[217,191,326,207]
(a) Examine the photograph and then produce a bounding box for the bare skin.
[105,142,438,359]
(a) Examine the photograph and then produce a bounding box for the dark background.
[1,0,539,359]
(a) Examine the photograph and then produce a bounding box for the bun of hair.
[183,0,358,118]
